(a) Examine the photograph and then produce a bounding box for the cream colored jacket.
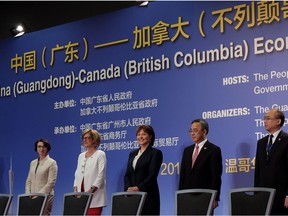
[25,155,58,195]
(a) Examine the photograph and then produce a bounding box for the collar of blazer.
[38,154,50,163]
[194,140,209,150]
[135,145,152,154]
[267,130,286,152]
[272,130,286,143]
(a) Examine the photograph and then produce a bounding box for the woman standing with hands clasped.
[74,129,107,215]
[25,138,58,215]
[124,125,163,215]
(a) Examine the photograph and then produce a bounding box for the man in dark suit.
[179,118,222,210]
[254,108,288,215]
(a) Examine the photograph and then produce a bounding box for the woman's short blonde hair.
[81,129,101,148]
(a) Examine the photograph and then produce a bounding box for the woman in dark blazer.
[124,125,163,215]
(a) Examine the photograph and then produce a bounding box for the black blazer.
[124,145,163,215]
[254,130,288,214]
[179,140,222,201]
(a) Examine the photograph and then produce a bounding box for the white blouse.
[132,150,143,170]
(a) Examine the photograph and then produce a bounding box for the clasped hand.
[127,186,139,192]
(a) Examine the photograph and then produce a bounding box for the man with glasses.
[254,108,288,215]
[179,118,223,212]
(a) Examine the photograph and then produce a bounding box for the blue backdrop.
[1,1,288,215]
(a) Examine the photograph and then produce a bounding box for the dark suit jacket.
[179,140,222,201]
[254,130,288,215]
[124,145,163,215]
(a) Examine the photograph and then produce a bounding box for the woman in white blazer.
[25,138,58,215]
[74,129,107,215]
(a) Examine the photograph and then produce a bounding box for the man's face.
[190,122,206,144]
[264,110,281,133]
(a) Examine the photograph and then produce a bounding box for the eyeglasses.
[188,129,200,134]
[82,136,92,141]
[263,116,279,121]
[37,145,47,149]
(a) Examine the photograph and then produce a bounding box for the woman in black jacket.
[124,125,163,215]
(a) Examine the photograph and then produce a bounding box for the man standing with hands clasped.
[254,108,288,215]
[179,118,223,212]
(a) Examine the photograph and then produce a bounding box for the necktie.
[266,134,273,160]
[266,134,273,152]
[192,144,199,167]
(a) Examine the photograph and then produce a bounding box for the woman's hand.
[127,186,139,192]
[213,200,218,209]
[87,186,97,193]
[284,196,288,208]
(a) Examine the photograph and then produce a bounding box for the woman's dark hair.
[34,138,51,152]
[136,125,155,146]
